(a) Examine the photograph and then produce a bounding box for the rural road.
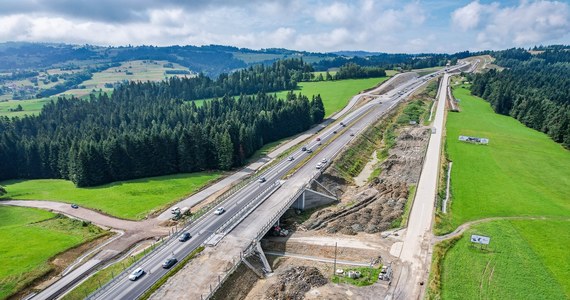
[0,200,158,231]
[387,63,472,300]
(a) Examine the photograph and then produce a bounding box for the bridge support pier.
[256,241,272,274]
[242,257,264,279]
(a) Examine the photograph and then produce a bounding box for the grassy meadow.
[274,76,389,117]
[444,86,570,229]
[0,206,106,299]
[438,219,569,299]
[0,98,55,118]
[0,172,222,220]
[430,85,570,299]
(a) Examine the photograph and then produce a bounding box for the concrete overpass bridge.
[85,62,470,300]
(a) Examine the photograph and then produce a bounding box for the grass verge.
[0,172,223,220]
[61,243,159,300]
[426,235,461,300]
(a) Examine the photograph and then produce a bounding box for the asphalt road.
[89,65,466,300]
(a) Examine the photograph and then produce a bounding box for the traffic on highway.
[86,62,469,300]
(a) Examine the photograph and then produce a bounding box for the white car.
[288,156,294,161]
[316,163,323,169]
[214,207,225,215]
[129,268,145,281]
[321,158,328,164]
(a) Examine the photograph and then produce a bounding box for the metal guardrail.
[217,181,281,235]
[87,174,264,299]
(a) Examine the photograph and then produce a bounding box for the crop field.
[443,86,570,229]
[61,60,193,97]
[0,172,222,220]
[438,219,569,299]
[0,206,106,299]
[0,97,55,118]
[274,76,388,117]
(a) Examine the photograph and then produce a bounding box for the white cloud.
[452,1,570,49]
[314,2,353,24]
[0,0,568,53]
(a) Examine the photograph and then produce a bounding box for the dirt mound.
[265,266,327,300]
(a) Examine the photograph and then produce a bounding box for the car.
[316,137,321,141]
[321,158,328,164]
[129,268,145,281]
[258,177,266,183]
[306,149,313,153]
[162,257,178,269]
[316,163,323,169]
[178,232,191,242]
[301,146,307,151]
[333,130,337,134]
[340,122,344,126]
[71,204,79,209]
[214,207,225,215]
[171,207,180,214]
[350,133,355,136]
[288,156,294,161]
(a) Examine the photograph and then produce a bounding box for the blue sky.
[0,0,568,53]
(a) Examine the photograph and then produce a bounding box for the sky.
[0,0,568,53]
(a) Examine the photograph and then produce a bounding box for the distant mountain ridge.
[0,42,335,76]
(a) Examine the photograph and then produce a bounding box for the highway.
[88,63,468,300]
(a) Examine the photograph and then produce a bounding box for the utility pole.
[333,242,337,278]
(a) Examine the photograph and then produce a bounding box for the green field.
[444,86,570,229]
[431,85,570,299]
[439,219,569,299]
[0,98,55,117]
[274,77,388,117]
[62,60,193,97]
[0,172,222,220]
[0,206,106,299]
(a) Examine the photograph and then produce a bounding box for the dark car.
[301,146,307,151]
[178,232,191,242]
[333,130,337,134]
[71,204,79,209]
[162,257,178,269]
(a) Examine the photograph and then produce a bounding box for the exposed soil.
[265,266,327,300]
[211,263,259,300]
[300,126,429,236]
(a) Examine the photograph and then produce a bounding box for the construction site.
[206,79,437,300]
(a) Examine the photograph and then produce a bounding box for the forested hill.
[0,60,325,187]
[470,47,570,148]
[135,58,314,101]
